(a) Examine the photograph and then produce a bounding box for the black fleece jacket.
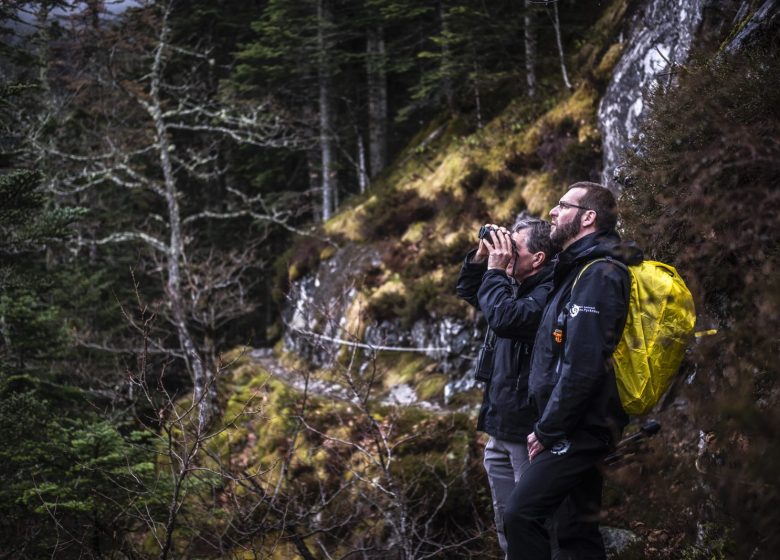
[529,231,643,449]
[456,250,554,442]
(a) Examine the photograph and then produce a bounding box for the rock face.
[598,0,706,189]
[282,245,381,367]
[725,0,779,53]
[364,316,476,371]
[283,244,480,375]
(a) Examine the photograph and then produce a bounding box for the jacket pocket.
[506,341,523,381]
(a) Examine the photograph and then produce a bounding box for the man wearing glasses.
[456,218,557,557]
[504,182,643,560]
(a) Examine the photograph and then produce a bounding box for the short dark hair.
[513,218,556,257]
[568,181,618,232]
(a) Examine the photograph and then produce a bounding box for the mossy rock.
[324,201,370,241]
[377,352,435,388]
[230,361,271,387]
[392,405,432,435]
[366,278,407,322]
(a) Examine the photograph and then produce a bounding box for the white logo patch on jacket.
[550,439,571,455]
[569,304,599,318]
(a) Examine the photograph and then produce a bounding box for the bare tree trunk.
[366,25,387,179]
[524,0,537,98]
[472,58,483,128]
[24,0,309,435]
[357,128,369,193]
[149,8,215,430]
[318,0,336,222]
[551,0,572,90]
[302,102,322,218]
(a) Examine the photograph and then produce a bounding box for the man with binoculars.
[456,219,558,556]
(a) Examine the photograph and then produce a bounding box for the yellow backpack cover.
[575,259,696,415]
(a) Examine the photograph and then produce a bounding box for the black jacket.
[529,231,643,449]
[456,250,554,442]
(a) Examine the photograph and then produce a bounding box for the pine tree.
[400,0,525,122]
[0,170,83,372]
[1,62,159,559]
[234,0,344,220]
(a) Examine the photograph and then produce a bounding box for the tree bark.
[551,0,572,90]
[318,0,336,221]
[472,58,483,128]
[524,0,537,98]
[302,101,322,214]
[366,25,387,179]
[357,128,369,193]
[149,8,215,430]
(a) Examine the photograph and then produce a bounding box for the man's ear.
[531,251,545,269]
[580,209,597,229]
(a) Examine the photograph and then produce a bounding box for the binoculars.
[478,225,517,254]
[478,225,498,240]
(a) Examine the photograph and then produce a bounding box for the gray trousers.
[484,436,531,555]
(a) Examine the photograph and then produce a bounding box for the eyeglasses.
[556,200,592,211]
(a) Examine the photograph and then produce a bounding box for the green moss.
[415,374,447,401]
[491,181,528,223]
[717,4,760,53]
[375,352,436,387]
[366,287,406,322]
[413,230,471,274]
[220,346,253,368]
[459,163,488,193]
[399,278,438,327]
[522,172,560,217]
[358,188,437,241]
[595,42,625,82]
[391,406,430,435]
[447,387,484,409]
[320,244,337,261]
[573,0,632,77]
[265,320,282,342]
[401,221,427,244]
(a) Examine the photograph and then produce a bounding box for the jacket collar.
[552,230,643,284]
[518,261,554,293]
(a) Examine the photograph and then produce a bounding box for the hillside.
[247,1,779,558]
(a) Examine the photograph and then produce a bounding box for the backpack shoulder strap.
[571,257,629,291]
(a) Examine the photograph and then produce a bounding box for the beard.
[551,210,584,247]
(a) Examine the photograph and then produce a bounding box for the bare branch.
[94,231,170,254]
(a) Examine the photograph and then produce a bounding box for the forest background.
[1,0,778,559]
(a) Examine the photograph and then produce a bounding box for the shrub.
[359,188,437,240]
[619,47,780,558]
